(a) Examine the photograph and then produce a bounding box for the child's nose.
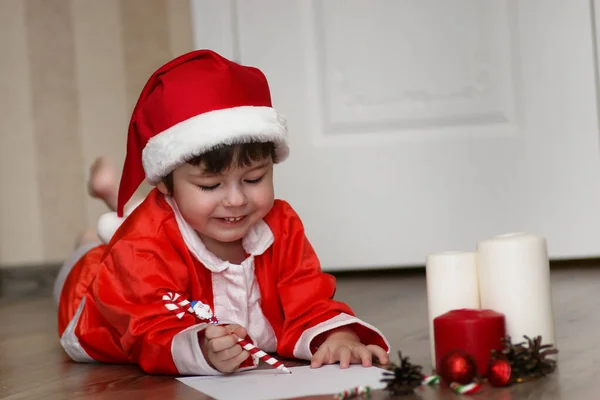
[223,187,247,207]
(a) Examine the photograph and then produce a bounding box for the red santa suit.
[55,49,390,375]
[57,189,390,375]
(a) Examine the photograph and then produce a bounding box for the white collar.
[165,196,274,273]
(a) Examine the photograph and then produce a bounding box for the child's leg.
[52,229,101,307]
[55,155,144,309]
[54,156,120,306]
[87,156,120,212]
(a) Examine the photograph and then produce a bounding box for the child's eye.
[245,177,263,184]
[198,184,219,191]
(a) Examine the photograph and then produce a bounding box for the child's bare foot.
[75,228,100,248]
[88,156,119,211]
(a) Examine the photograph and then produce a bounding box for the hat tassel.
[96,199,144,244]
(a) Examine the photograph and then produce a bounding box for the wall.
[0,0,194,267]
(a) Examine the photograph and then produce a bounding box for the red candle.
[433,309,506,376]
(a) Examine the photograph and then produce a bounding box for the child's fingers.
[204,323,251,353]
[352,345,373,367]
[310,346,328,368]
[206,332,240,353]
[226,324,247,339]
[233,349,251,366]
[204,325,229,340]
[213,342,244,362]
[220,350,251,374]
[367,344,389,365]
[337,346,352,369]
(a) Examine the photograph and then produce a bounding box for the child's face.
[158,156,275,245]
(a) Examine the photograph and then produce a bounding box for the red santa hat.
[116,49,289,217]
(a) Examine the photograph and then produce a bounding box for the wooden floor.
[1,263,599,399]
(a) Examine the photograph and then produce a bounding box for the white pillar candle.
[476,233,556,349]
[425,251,480,369]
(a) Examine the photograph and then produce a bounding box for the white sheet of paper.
[176,364,388,400]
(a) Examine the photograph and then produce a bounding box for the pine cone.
[380,351,425,395]
[490,335,558,383]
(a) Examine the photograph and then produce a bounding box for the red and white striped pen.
[162,292,291,374]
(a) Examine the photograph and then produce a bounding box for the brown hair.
[162,141,277,194]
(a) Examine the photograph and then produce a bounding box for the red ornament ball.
[438,350,477,385]
[487,359,512,387]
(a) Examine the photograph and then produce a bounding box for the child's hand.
[310,327,389,369]
[201,324,250,373]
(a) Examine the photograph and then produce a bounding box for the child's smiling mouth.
[217,216,247,224]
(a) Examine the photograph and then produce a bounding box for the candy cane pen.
[333,386,371,399]
[162,292,291,374]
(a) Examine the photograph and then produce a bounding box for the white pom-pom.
[97,212,126,244]
[96,198,145,244]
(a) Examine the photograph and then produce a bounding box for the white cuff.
[171,323,223,376]
[292,313,391,360]
[60,297,95,362]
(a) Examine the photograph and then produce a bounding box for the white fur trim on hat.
[141,106,289,184]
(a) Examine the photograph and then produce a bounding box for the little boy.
[54,49,390,375]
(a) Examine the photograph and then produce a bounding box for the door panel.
[191,0,600,271]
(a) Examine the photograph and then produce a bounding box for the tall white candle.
[476,233,556,349]
[425,251,480,369]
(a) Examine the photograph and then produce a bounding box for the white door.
[190,0,600,271]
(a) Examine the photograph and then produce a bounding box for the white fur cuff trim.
[141,106,290,184]
[171,323,258,375]
[171,323,223,376]
[292,313,391,361]
[60,297,95,363]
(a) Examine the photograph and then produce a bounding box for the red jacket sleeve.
[270,201,390,360]
[88,239,222,375]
